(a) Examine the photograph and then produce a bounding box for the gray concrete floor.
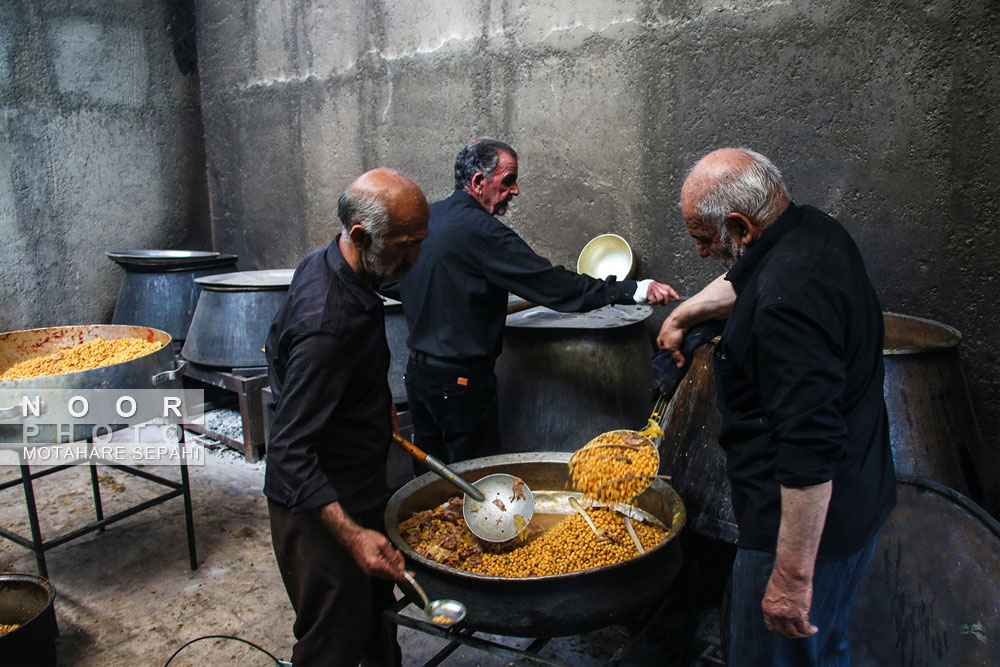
[0,433,721,666]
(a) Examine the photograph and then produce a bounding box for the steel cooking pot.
[496,305,654,454]
[385,452,685,636]
[181,269,293,368]
[108,251,239,341]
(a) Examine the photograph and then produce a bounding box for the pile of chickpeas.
[568,430,659,504]
[0,337,162,381]
[467,506,669,577]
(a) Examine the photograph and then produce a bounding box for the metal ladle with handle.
[402,571,467,628]
[462,473,535,543]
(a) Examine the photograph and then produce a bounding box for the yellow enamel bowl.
[577,234,635,280]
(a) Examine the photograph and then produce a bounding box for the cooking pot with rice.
[385,452,685,636]
[0,325,183,443]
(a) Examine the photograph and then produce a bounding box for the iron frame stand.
[383,591,675,667]
[0,437,198,579]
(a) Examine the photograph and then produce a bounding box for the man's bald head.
[682,148,790,232]
[337,168,429,285]
[680,148,790,268]
[339,168,429,241]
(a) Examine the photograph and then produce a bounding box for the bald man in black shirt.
[265,168,428,667]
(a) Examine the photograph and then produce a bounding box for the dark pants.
[268,500,400,667]
[727,527,882,667]
[404,354,500,466]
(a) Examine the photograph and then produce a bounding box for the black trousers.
[268,500,400,667]
[404,354,500,466]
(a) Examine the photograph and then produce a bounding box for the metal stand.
[0,437,198,579]
[182,362,269,461]
[383,592,677,667]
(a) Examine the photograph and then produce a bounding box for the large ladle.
[462,473,535,543]
[402,571,467,628]
[392,433,485,502]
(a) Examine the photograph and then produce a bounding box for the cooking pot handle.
[152,360,187,386]
[0,398,47,420]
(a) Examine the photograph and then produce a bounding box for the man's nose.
[696,242,710,258]
[510,183,520,197]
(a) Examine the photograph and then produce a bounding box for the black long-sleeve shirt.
[716,202,896,556]
[393,190,639,361]
[263,236,393,514]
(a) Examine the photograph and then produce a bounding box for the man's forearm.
[668,273,735,329]
[315,501,364,546]
[774,481,833,581]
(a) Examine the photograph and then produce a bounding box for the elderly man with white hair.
[661,148,896,666]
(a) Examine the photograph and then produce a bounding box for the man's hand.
[316,502,406,582]
[762,563,818,638]
[633,279,680,305]
[656,313,688,367]
[342,527,406,582]
[764,481,833,638]
[645,280,681,305]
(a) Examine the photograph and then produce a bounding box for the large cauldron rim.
[883,312,961,355]
[385,451,686,583]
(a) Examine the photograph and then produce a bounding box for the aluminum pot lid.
[106,249,220,265]
[506,303,651,329]
[110,253,238,273]
[195,269,295,291]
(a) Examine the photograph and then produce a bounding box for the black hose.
[162,634,282,666]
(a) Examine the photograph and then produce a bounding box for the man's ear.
[469,171,486,195]
[724,212,761,246]
[348,223,371,248]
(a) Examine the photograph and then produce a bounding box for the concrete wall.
[193,0,1000,455]
[0,0,211,331]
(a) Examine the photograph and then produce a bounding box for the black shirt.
[394,190,639,361]
[264,235,393,514]
[715,203,896,556]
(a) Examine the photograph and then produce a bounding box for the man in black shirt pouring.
[395,137,680,465]
[671,148,896,666]
[265,168,429,666]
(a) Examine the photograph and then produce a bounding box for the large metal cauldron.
[849,476,1000,665]
[385,452,685,637]
[496,305,654,454]
[659,311,996,544]
[0,325,181,443]
[109,251,239,341]
[182,269,293,368]
[382,296,408,405]
[882,312,995,515]
[659,342,737,544]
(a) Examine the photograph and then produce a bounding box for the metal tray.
[195,269,295,291]
[106,250,220,265]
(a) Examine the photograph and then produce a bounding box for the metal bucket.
[0,574,57,667]
[384,452,685,637]
[181,270,293,368]
[496,305,654,454]
[109,252,238,341]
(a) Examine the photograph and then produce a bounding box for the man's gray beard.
[718,234,744,270]
[363,243,399,285]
